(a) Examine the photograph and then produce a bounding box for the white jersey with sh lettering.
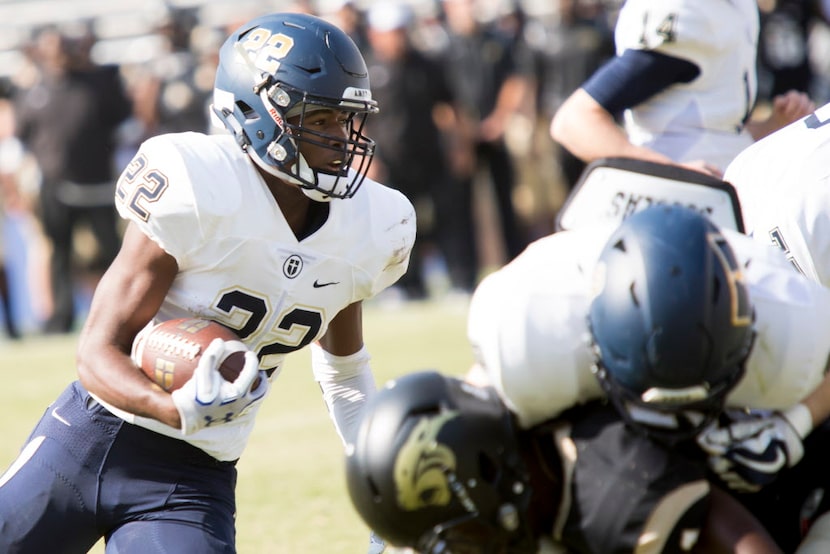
[99,131,415,461]
[614,0,759,170]
[468,225,830,428]
[724,102,830,286]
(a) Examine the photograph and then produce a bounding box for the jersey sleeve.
[114,135,202,263]
[364,182,417,297]
[115,133,247,269]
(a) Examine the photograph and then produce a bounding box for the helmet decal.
[395,411,459,510]
[707,232,753,327]
[238,28,295,75]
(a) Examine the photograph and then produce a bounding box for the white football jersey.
[614,0,758,170]
[468,226,830,428]
[100,132,415,460]
[724,102,830,286]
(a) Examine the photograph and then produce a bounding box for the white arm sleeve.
[311,343,376,448]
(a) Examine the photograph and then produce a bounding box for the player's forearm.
[76,340,181,428]
[550,89,673,165]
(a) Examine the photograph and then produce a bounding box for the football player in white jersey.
[715,100,830,553]
[468,208,830,428]
[724,102,830,285]
[0,13,414,554]
[550,0,813,177]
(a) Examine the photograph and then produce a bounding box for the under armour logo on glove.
[204,412,235,426]
[697,404,812,493]
[172,339,270,434]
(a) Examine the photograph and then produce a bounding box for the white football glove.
[171,338,269,435]
[697,404,812,493]
[367,531,386,554]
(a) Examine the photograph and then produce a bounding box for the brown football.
[134,317,247,392]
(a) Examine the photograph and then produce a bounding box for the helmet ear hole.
[237,101,258,121]
[478,452,500,484]
[366,476,382,502]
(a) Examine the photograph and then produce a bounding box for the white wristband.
[783,403,814,439]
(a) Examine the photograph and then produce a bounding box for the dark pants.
[0,381,238,553]
[387,169,478,297]
[474,141,526,261]
[39,183,121,333]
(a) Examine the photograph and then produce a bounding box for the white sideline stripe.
[0,435,46,489]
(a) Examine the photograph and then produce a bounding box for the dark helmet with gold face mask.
[346,371,535,554]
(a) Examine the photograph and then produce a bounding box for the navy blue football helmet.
[588,205,755,442]
[346,371,535,554]
[212,12,378,200]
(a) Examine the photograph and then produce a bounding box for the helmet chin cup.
[294,155,333,202]
[249,148,350,203]
[299,175,335,203]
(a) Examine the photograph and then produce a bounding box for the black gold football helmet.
[346,371,535,553]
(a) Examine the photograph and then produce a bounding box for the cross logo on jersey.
[283,255,303,279]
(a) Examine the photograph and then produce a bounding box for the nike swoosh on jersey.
[313,280,340,288]
[50,408,71,427]
[731,448,786,474]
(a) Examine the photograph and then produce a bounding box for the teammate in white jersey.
[0,13,414,554]
[468,211,830,429]
[724,102,830,285]
[714,100,830,553]
[550,0,813,177]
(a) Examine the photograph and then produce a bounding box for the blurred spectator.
[321,0,370,54]
[811,4,830,103]
[0,96,22,340]
[364,2,476,299]
[0,81,50,339]
[130,8,214,139]
[16,26,132,333]
[757,0,830,101]
[527,0,614,190]
[438,0,535,265]
[286,0,316,15]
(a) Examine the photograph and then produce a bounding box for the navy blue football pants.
[0,381,238,553]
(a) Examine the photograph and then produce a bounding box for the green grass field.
[0,299,473,553]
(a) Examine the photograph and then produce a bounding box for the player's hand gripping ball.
[132,318,254,392]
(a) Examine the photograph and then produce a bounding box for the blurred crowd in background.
[1,0,829,339]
